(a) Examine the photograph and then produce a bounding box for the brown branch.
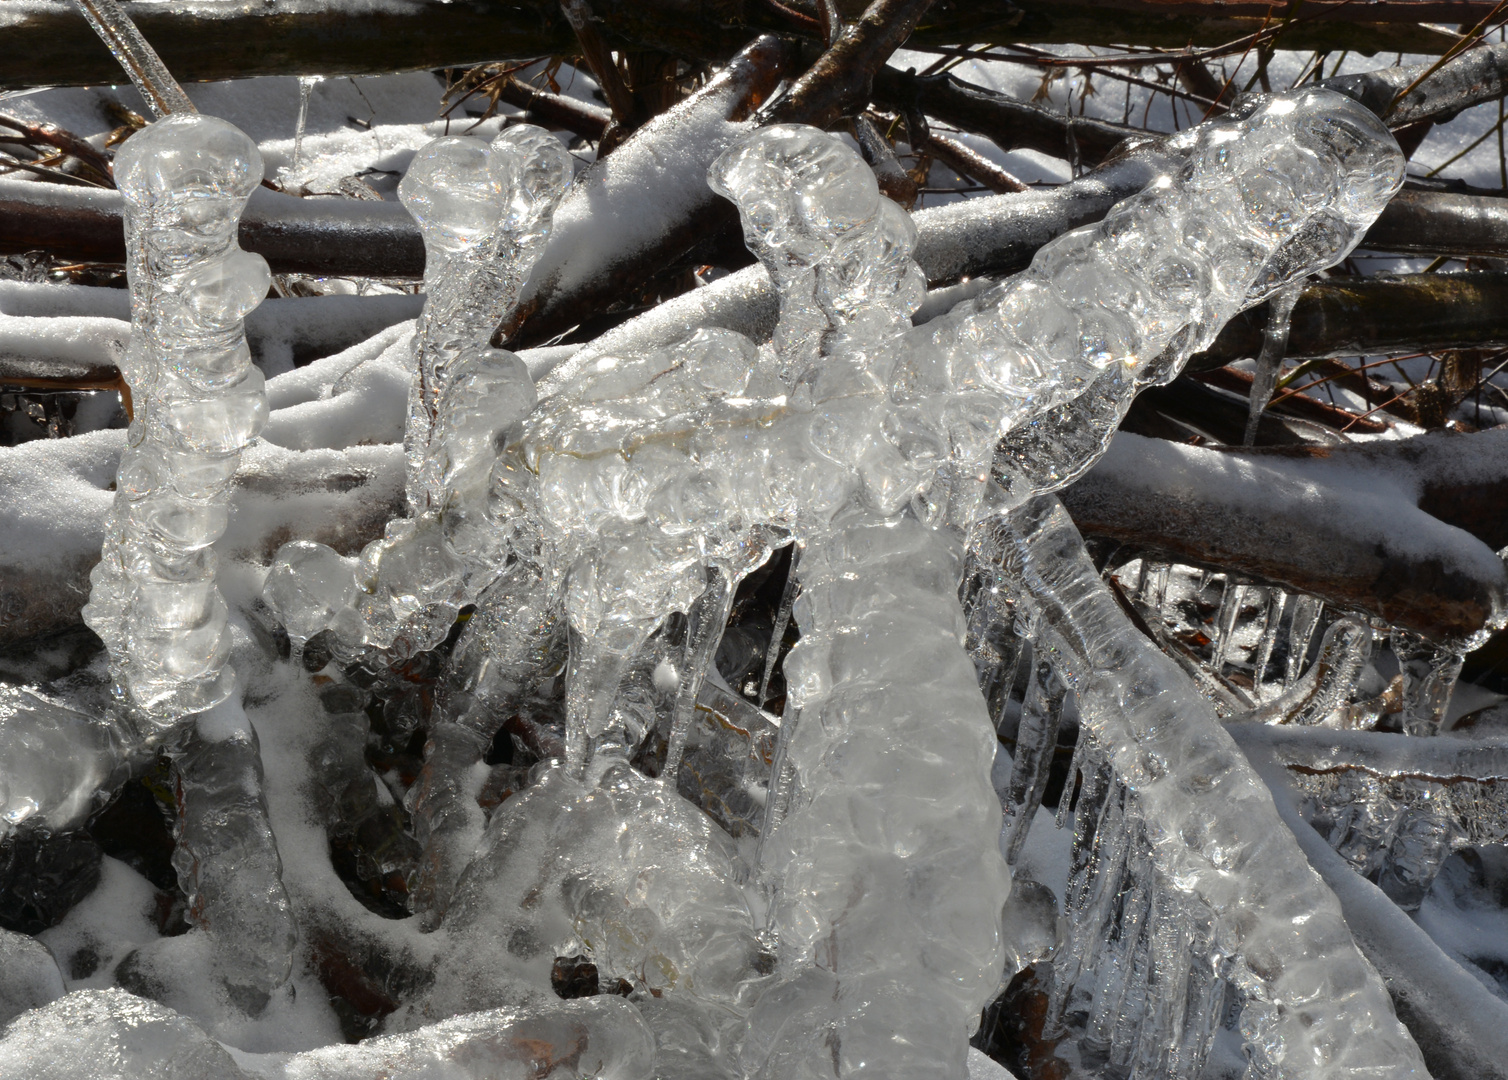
[2,0,1495,92]
[872,66,1147,168]
[919,128,1028,193]
[0,179,425,277]
[1191,272,1508,370]
[0,113,114,187]
[851,114,917,207]
[1060,430,1508,642]
[559,0,640,132]
[765,0,938,129]
[493,75,612,142]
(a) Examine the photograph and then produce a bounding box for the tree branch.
[1059,430,1508,642]
[765,0,937,129]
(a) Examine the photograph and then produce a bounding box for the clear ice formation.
[170,721,297,1007]
[747,517,1007,1080]
[99,80,1414,1080]
[81,112,270,722]
[0,929,65,1027]
[415,758,761,1059]
[427,85,1400,1079]
[986,497,1427,1080]
[263,125,572,658]
[0,685,127,837]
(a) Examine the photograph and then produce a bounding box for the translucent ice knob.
[400,136,508,254]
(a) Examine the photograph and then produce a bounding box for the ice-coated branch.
[1228,722,1508,785]
[170,707,297,1009]
[1243,739,1508,1080]
[71,0,194,117]
[0,987,658,1080]
[986,494,1429,1079]
[1060,431,1508,643]
[81,111,269,724]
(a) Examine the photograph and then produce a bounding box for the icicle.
[399,126,572,509]
[1246,614,1373,726]
[663,566,735,780]
[82,112,268,724]
[264,125,569,658]
[1208,578,1245,673]
[1003,655,1067,864]
[1391,628,1465,736]
[755,543,801,709]
[564,619,658,778]
[288,75,322,181]
[1056,726,1091,831]
[961,550,1026,722]
[1283,594,1324,690]
[1249,586,1285,700]
[1242,282,1302,447]
[1139,561,1170,615]
[72,0,195,117]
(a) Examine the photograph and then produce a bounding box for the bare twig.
[559,0,640,130]
[873,66,1147,167]
[921,132,1028,193]
[765,0,939,129]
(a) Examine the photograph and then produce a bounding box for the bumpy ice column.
[745,517,1008,1080]
[707,128,1008,1080]
[899,86,1405,510]
[263,125,570,656]
[985,496,1428,1080]
[82,112,269,722]
[399,125,572,511]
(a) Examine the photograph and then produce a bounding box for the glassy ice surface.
[0,929,66,1026]
[0,685,125,837]
[81,112,269,723]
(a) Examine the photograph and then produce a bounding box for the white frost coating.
[81,112,270,722]
[0,988,247,1080]
[987,495,1429,1080]
[248,997,656,1080]
[263,126,571,657]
